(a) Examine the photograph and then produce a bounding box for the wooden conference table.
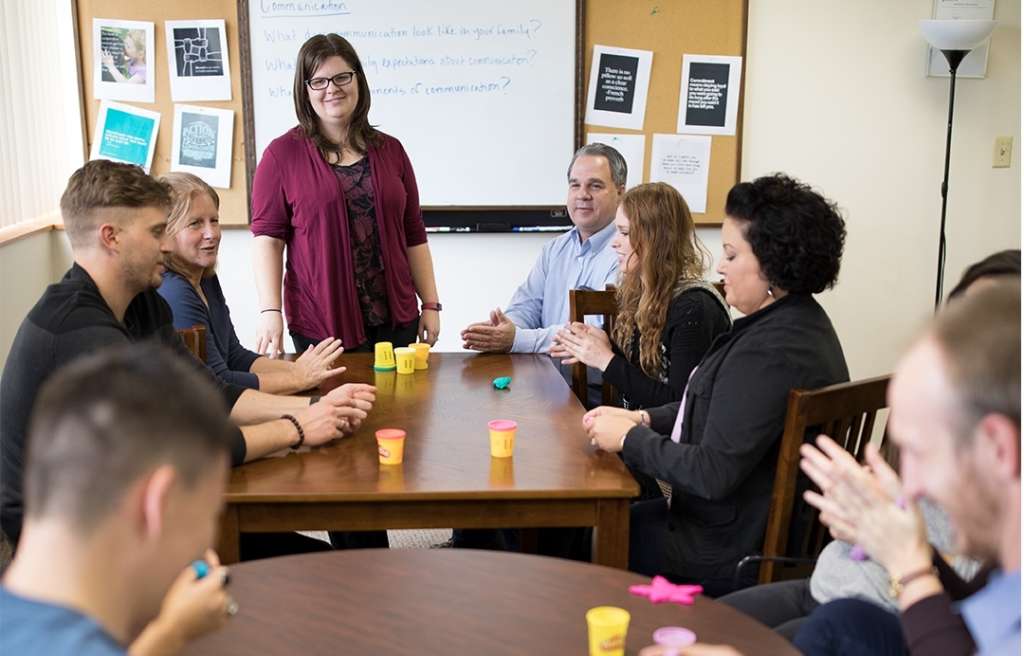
[217,353,639,567]
[187,550,798,655]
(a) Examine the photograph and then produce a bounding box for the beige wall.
[0,231,73,365]
[742,0,1020,379]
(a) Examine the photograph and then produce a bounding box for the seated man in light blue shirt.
[461,143,625,354]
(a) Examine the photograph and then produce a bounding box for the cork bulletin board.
[583,0,748,224]
[74,1,746,227]
[76,0,250,226]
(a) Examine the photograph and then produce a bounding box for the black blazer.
[621,293,849,581]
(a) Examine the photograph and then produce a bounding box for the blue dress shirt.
[960,569,1021,656]
[505,222,620,353]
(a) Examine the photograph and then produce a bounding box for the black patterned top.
[333,157,389,327]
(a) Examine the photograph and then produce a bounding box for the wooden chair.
[176,324,208,364]
[735,374,892,586]
[568,287,618,406]
[0,528,12,574]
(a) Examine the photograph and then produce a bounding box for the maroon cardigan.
[251,127,428,348]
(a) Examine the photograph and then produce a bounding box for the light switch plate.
[994,136,1013,168]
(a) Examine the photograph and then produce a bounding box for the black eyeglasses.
[306,71,357,90]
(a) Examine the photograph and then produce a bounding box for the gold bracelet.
[889,565,938,598]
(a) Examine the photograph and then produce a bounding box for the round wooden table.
[186,550,797,655]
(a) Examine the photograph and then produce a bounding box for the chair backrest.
[758,374,891,583]
[177,324,208,364]
[568,287,618,406]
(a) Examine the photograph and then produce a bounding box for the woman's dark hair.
[947,249,1021,300]
[293,34,378,157]
[725,173,846,294]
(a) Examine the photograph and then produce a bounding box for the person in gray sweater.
[719,501,978,640]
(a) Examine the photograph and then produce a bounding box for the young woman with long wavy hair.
[552,182,730,409]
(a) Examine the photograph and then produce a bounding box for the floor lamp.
[919,19,997,308]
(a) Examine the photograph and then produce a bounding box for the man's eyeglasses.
[306,71,357,91]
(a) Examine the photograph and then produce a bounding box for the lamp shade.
[920,19,997,50]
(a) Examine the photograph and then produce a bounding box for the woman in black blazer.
[584,173,850,596]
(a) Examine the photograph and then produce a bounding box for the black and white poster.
[171,105,233,188]
[593,53,638,113]
[677,54,742,136]
[585,45,652,130]
[172,27,225,77]
[165,20,232,101]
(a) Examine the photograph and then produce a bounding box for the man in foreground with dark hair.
[1,345,235,655]
[1,159,374,555]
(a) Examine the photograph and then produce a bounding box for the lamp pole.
[934,49,967,309]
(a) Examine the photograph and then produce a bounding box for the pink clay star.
[629,576,703,605]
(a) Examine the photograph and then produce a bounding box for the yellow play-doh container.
[375,428,406,465]
[487,419,517,458]
[585,606,630,656]
[394,347,416,375]
[408,342,430,370]
[373,342,396,372]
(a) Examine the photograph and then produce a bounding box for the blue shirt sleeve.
[158,273,260,390]
[506,244,555,353]
[505,232,621,353]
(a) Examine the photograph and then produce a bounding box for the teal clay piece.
[492,376,512,390]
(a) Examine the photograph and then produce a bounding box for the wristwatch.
[421,302,442,312]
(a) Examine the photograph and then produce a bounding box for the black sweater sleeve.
[603,290,726,408]
[227,427,246,466]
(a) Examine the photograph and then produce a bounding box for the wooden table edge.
[217,496,630,569]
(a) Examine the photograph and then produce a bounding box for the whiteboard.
[246,0,577,207]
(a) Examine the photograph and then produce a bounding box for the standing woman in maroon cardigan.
[251,34,441,356]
